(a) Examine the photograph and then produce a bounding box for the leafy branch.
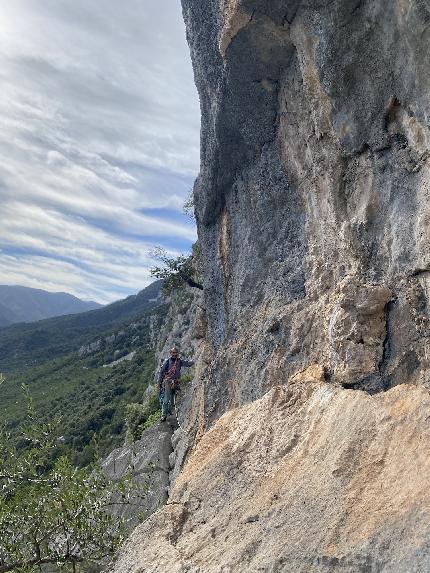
[182,190,195,220]
[0,388,141,573]
[150,247,203,293]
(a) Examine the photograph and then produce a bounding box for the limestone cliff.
[112,379,430,572]
[153,287,206,487]
[111,1,430,571]
[183,0,430,412]
[102,424,173,530]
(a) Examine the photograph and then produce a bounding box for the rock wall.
[182,0,430,423]
[111,379,430,573]
[102,423,173,530]
[152,287,207,487]
[111,1,430,571]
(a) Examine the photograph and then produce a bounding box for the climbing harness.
[166,358,181,381]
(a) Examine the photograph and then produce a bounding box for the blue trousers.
[160,379,175,418]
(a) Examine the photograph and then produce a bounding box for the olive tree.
[0,388,132,573]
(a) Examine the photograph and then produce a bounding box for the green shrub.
[142,410,161,431]
[0,393,131,573]
[150,247,203,294]
[124,388,160,443]
[180,371,194,386]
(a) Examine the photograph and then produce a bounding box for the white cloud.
[0,253,155,304]
[0,0,200,303]
[0,202,190,303]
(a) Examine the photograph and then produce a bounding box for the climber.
[158,347,194,422]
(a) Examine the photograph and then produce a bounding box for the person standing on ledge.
[158,347,194,422]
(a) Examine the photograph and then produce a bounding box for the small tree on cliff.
[150,246,203,294]
[182,190,195,221]
[0,387,132,573]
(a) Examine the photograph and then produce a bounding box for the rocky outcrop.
[112,1,430,571]
[154,289,205,373]
[112,380,430,572]
[181,0,430,420]
[102,351,136,368]
[102,424,173,530]
[152,288,207,488]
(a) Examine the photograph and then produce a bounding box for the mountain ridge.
[0,280,164,372]
[0,284,102,328]
[0,279,168,467]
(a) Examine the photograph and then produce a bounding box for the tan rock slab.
[111,382,430,572]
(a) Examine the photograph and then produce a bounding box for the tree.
[182,190,195,220]
[0,387,132,573]
[150,247,203,293]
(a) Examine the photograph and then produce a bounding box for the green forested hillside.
[0,280,168,466]
[2,349,157,466]
[0,280,163,372]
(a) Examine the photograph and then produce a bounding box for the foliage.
[0,286,171,468]
[124,388,160,443]
[1,346,158,468]
[0,389,131,573]
[150,247,203,294]
[182,190,195,220]
[141,410,161,432]
[0,280,178,571]
[180,371,194,386]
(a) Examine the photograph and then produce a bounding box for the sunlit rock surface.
[112,381,430,572]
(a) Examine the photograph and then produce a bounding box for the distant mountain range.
[0,285,103,328]
[0,278,167,467]
[0,280,164,372]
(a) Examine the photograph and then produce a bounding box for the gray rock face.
[182,0,430,422]
[102,424,173,529]
[153,288,207,488]
[154,289,204,377]
[112,2,430,572]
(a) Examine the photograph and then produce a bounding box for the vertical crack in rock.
[378,297,397,391]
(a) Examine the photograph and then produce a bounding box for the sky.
[0,0,200,304]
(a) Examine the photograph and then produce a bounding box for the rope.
[173,392,185,433]
[173,390,193,443]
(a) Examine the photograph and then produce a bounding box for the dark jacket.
[158,357,194,385]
